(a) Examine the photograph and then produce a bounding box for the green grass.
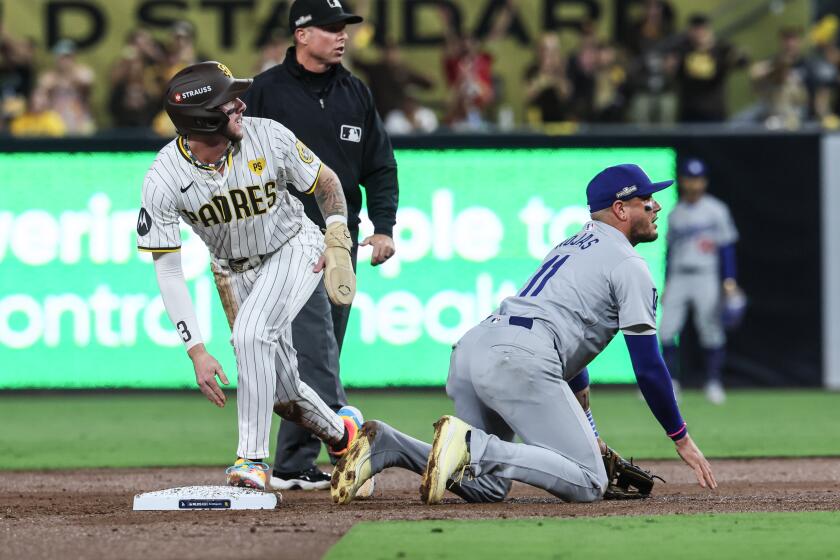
[0,389,838,469]
[325,512,840,560]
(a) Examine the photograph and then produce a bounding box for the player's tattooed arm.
[314,165,348,220]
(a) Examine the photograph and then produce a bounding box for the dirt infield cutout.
[2,458,839,560]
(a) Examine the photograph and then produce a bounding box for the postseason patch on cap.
[295,14,313,27]
[615,185,637,198]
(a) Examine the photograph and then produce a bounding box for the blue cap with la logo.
[679,157,708,177]
[586,164,674,212]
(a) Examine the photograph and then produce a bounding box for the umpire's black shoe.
[270,467,331,490]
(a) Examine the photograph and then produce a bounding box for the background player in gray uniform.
[659,158,741,404]
[137,61,365,491]
[330,164,717,505]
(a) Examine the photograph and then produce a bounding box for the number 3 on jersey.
[519,255,570,297]
[176,321,192,342]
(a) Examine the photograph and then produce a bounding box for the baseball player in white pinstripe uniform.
[137,61,365,491]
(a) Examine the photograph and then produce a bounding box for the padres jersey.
[136,116,322,259]
[667,194,738,272]
[499,221,658,378]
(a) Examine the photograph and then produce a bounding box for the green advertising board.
[0,148,675,389]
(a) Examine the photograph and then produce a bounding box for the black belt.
[508,316,534,329]
[486,314,535,329]
[218,253,270,273]
[509,315,562,358]
[673,266,708,275]
[494,315,560,355]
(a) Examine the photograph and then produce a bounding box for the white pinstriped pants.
[212,220,345,459]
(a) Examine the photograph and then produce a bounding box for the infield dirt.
[2,458,839,560]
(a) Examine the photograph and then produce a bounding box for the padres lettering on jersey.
[136,116,323,259]
[499,221,657,377]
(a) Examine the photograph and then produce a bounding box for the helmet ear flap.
[189,112,227,135]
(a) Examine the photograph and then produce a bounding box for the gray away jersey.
[136,116,323,259]
[499,221,658,378]
[667,194,738,272]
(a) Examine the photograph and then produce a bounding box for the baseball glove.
[721,285,747,331]
[602,446,664,499]
[323,221,356,306]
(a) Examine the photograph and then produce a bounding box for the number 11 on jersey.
[519,255,570,297]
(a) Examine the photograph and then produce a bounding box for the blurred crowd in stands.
[2,0,840,137]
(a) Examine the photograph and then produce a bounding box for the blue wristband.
[568,368,590,394]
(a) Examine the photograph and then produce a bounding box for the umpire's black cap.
[289,0,363,32]
[164,61,251,135]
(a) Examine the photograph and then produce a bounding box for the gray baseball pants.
[659,271,724,348]
[362,317,607,503]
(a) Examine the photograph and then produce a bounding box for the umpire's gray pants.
[365,318,607,503]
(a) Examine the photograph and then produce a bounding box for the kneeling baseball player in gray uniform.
[330,164,717,504]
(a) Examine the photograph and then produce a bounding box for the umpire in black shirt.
[242,0,398,491]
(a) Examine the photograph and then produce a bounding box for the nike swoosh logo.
[180,181,195,193]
